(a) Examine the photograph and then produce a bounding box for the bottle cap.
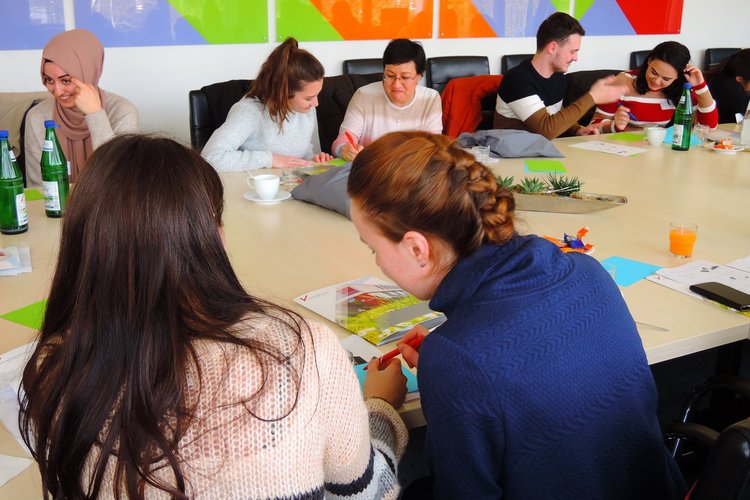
[684,82,692,89]
[44,120,57,128]
[0,130,8,139]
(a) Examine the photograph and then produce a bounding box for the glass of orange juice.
[669,222,698,258]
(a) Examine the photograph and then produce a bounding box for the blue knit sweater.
[420,235,686,499]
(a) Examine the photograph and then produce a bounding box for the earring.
[418,261,426,268]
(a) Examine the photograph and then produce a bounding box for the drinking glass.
[669,222,698,258]
[281,167,301,189]
[694,124,710,144]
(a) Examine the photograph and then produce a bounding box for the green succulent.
[517,177,548,194]
[497,175,515,190]
[546,174,582,197]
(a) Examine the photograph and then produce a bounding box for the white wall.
[0,0,745,143]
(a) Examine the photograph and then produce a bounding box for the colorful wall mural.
[0,0,684,49]
[439,0,684,38]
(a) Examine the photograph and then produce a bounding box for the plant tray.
[514,192,627,214]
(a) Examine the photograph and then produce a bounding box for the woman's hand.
[363,357,407,408]
[71,77,102,115]
[341,142,364,162]
[613,105,631,131]
[683,64,705,87]
[271,154,310,168]
[397,325,428,369]
[312,152,334,163]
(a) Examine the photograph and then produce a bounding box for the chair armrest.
[665,421,720,453]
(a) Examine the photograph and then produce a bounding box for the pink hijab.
[41,29,106,179]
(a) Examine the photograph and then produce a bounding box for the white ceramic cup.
[646,126,667,146]
[247,174,280,201]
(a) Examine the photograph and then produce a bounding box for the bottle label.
[15,192,28,225]
[43,180,61,211]
[42,140,54,152]
[672,124,684,145]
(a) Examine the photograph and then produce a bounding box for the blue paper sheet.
[600,256,661,287]
[354,363,419,394]
[663,127,701,146]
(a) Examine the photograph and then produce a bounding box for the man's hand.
[588,75,629,105]
[576,124,601,136]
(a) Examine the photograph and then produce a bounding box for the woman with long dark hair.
[707,48,750,123]
[202,37,334,171]
[590,41,718,132]
[20,134,407,498]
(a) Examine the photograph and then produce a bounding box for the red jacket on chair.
[441,74,502,137]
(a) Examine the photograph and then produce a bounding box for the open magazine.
[294,276,446,346]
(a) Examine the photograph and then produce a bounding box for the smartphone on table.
[689,282,750,312]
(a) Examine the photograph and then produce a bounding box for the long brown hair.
[247,37,324,128]
[19,134,306,498]
[347,131,515,266]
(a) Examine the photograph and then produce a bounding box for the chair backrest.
[315,73,383,154]
[629,50,651,70]
[563,69,622,125]
[0,91,49,186]
[704,48,740,71]
[188,79,252,150]
[501,54,533,74]
[426,56,489,94]
[343,58,383,76]
[689,418,750,500]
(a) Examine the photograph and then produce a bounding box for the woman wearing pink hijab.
[24,29,138,185]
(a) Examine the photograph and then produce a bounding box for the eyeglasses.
[383,74,419,83]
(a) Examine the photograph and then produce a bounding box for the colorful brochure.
[295,276,445,346]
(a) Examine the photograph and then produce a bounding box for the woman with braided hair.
[348,131,685,499]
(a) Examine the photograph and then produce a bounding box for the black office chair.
[500,54,532,74]
[664,374,750,493]
[315,73,382,154]
[425,56,489,94]
[629,50,651,70]
[704,48,740,71]
[563,69,622,125]
[188,79,252,150]
[343,58,383,76]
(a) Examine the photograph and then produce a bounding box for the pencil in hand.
[364,335,424,371]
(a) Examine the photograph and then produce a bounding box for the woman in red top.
[591,41,718,132]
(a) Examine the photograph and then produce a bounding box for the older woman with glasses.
[332,39,442,161]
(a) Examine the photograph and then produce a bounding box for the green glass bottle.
[40,120,69,218]
[671,83,693,151]
[0,130,28,234]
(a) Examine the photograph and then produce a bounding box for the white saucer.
[705,144,744,154]
[243,190,292,204]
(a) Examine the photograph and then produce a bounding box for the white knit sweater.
[201,97,318,172]
[92,316,408,498]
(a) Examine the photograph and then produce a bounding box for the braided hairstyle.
[347,131,515,267]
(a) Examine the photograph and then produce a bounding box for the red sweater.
[593,73,717,129]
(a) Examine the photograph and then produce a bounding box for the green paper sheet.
[24,189,44,201]
[607,132,645,142]
[1,299,47,330]
[524,159,567,173]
